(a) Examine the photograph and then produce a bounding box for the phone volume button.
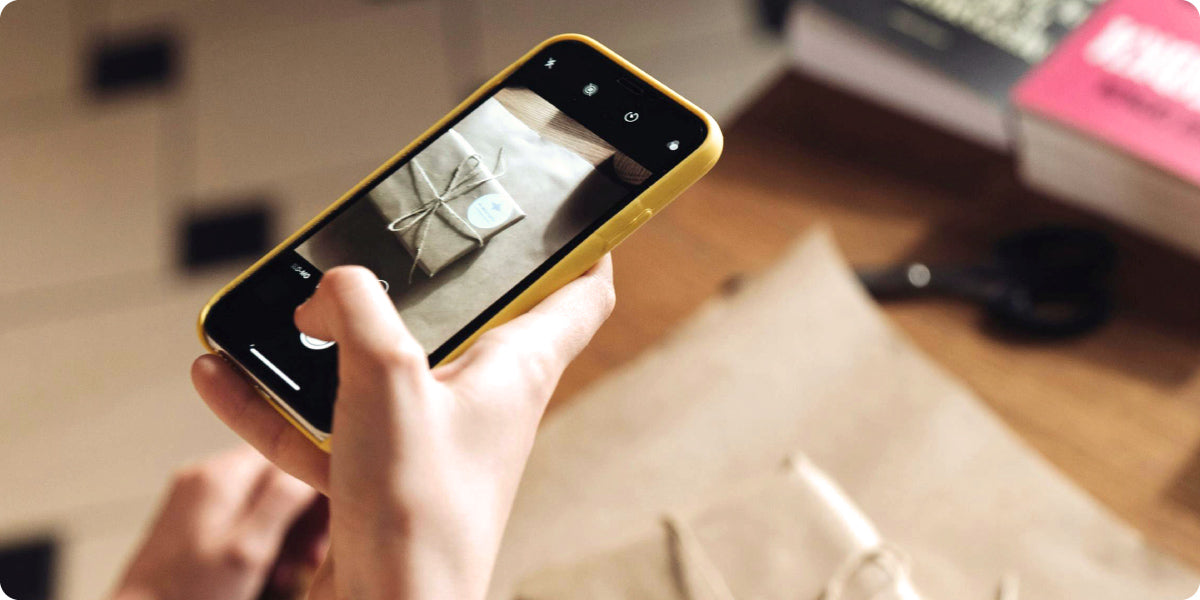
[604,208,654,251]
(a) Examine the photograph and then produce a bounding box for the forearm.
[342,547,486,600]
[332,500,501,600]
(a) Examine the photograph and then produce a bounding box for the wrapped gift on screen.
[370,129,525,279]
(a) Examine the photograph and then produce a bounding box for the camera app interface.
[295,86,650,353]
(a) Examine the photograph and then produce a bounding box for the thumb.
[294,266,432,400]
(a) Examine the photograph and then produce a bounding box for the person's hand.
[191,257,615,600]
[111,446,328,600]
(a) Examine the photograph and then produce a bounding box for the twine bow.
[388,147,507,282]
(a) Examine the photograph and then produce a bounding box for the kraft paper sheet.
[490,228,1197,600]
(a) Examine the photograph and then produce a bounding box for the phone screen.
[204,39,709,436]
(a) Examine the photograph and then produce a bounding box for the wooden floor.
[551,74,1200,568]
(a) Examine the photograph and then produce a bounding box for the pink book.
[1015,0,1200,187]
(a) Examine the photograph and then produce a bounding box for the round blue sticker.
[467,193,513,229]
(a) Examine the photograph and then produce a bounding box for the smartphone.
[198,34,723,450]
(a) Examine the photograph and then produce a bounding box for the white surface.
[58,495,158,600]
[0,103,167,296]
[787,2,1010,150]
[262,158,392,235]
[102,0,409,34]
[477,0,748,76]
[188,0,453,197]
[0,0,77,105]
[0,285,243,599]
[0,290,241,528]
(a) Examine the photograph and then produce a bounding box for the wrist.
[333,503,497,600]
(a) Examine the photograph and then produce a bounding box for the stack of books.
[786,0,1200,258]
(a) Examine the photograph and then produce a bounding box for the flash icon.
[544,57,556,69]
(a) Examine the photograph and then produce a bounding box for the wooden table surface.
[550,73,1200,568]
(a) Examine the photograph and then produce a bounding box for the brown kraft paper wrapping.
[370,129,525,279]
[515,455,922,600]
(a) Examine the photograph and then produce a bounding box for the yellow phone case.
[197,34,723,451]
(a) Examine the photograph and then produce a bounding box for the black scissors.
[857,227,1117,338]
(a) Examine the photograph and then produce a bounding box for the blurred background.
[0,1,780,598]
[4,0,1200,599]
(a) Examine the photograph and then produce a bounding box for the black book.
[787,0,1105,148]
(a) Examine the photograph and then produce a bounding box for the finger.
[266,496,330,595]
[523,254,615,361]
[444,256,615,400]
[294,266,428,375]
[307,556,336,600]
[294,267,434,427]
[454,255,614,372]
[289,496,331,569]
[201,445,276,508]
[229,467,320,578]
[148,445,275,545]
[192,354,331,494]
[241,467,318,535]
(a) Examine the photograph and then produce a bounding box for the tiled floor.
[0,1,784,598]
